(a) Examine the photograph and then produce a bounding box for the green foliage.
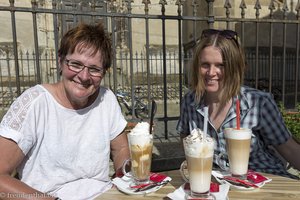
[278,102,300,142]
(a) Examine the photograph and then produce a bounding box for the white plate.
[229,180,266,190]
[212,171,272,191]
[214,178,265,191]
[112,175,171,195]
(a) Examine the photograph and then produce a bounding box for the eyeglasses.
[65,59,105,77]
[201,29,239,46]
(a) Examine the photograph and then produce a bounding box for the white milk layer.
[189,171,211,194]
[224,128,252,140]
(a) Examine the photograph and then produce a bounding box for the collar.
[191,86,253,119]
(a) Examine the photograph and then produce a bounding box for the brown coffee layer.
[130,144,153,180]
[186,156,213,173]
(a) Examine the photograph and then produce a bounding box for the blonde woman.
[177,29,300,179]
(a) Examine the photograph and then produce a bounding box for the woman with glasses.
[0,23,130,199]
[177,29,300,179]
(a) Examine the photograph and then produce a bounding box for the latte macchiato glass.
[180,130,215,200]
[224,128,252,179]
[122,122,153,185]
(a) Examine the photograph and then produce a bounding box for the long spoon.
[149,99,157,134]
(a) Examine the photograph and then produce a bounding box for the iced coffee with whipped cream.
[224,128,252,179]
[126,122,153,184]
[181,129,215,199]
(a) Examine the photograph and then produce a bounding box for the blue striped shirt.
[177,86,298,179]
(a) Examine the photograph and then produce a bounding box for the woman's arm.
[110,132,130,176]
[0,136,56,200]
[275,136,300,171]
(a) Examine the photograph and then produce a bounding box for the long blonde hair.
[190,32,246,105]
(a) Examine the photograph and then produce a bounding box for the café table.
[96,170,300,200]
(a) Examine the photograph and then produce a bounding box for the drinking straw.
[236,96,240,130]
[203,106,208,139]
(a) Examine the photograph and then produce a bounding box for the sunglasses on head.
[201,29,239,45]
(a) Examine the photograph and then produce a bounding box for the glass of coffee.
[224,128,252,179]
[122,122,153,185]
[180,129,215,200]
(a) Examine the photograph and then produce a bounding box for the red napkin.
[130,173,168,189]
[247,170,268,184]
[150,173,168,182]
[184,182,220,193]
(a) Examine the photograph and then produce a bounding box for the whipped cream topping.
[184,128,213,144]
[129,122,150,135]
[128,122,152,146]
[183,128,214,158]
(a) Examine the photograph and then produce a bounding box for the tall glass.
[180,133,215,200]
[224,128,252,179]
[123,132,153,185]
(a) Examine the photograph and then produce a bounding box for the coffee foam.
[224,128,252,140]
[128,122,152,146]
[183,129,214,158]
[129,122,150,135]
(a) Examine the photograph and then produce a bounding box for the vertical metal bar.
[255,24,259,89]
[90,0,96,23]
[143,0,151,115]
[60,1,66,35]
[19,50,24,90]
[178,26,182,101]
[240,21,245,47]
[293,0,300,108]
[31,0,41,84]
[192,1,198,40]
[134,52,139,86]
[44,51,49,83]
[120,51,124,88]
[50,50,56,83]
[25,52,31,87]
[224,0,231,29]
[124,0,135,120]
[0,61,3,109]
[268,1,275,94]
[176,0,183,106]
[5,49,13,100]
[9,0,21,95]
[52,0,60,79]
[159,0,168,139]
[72,0,77,25]
[282,24,287,105]
[268,23,273,93]
[282,2,288,106]
[207,0,214,28]
[295,21,300,108]
[110,7,117,91]
[240,0,246,46]
[254,1,261,89]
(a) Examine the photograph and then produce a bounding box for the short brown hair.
[58,23,112,70]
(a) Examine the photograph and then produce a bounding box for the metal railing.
[0,0,299,139]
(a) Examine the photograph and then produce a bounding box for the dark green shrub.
[278,102,300,142]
